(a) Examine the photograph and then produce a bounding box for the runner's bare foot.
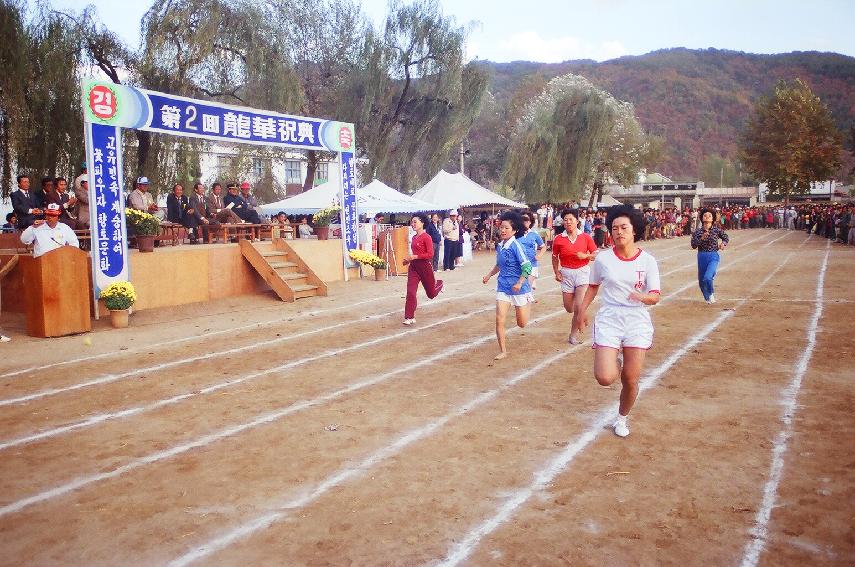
[494,352,508,360]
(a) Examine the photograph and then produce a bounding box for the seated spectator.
[224,183,262,224]
[166,183,201,243]
[128,177,165,219]
[2,213,17,233]
[239,182,263,221]
[298,216,314,238]
[19,203,79,257]
[44,177,77,229]
[11,174,42,231]
[205,182,243,224]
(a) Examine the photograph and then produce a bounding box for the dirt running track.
[0,229,852,566]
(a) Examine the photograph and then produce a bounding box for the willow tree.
[740,79,842,204]
[0,1,83,194]
[348,0,487,191]
[130,0,304,199]
[267,0,368,191]
[504,74,653,205]
[0,0,28,196]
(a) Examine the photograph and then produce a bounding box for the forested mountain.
[465,48,855,185]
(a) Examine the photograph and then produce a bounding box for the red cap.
[240,182,250,190]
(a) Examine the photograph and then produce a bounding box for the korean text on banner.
[86,122,129,293]
[340,151,358,264]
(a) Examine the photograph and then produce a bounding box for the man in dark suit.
[11,174,42,231]
[206,182,242,224]
[166,183,201,243]
[223,183,261,224]
[188,182,217,243]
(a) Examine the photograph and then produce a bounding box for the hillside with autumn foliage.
[466,48,855,185]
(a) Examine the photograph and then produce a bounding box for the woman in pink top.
[402,213,444,325]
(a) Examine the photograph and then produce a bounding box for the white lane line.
[0,294,391,380]
[0,275,484,381]
[436,245,801,567]
[0,233,782,452]
[0,231,789,521]
[166,341,586,566]
[165,235,795,565]
[739,244,830,567]
[0,295,566,518]
[0,287,491,407]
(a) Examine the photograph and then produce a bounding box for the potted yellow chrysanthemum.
[348,249,388,280]
[99,281,137,328]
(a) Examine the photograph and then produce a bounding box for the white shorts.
[496,292,534,307]
[559,266,590,293]
[592,305,654,350]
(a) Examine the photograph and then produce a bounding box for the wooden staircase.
[239,239,327,302]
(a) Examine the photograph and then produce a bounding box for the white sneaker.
[613,419,630,438]
[0,335,10,343]
[709,294,716,304]
[402,318,415,326]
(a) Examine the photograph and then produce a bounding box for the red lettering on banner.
[89,85,117,119]
[339,126,353,150]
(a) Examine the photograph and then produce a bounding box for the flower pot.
[136,235,155,252]
[110,309,129,328]
[374,268,387,281]
[315,226,329,240]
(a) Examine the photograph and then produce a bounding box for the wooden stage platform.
[1,239,356,315]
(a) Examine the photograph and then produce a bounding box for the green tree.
[0,1,83,194]
[740,78,843,204]
[504,73,655,204]
[699,154,741,187]
[348,0,487,191]
[268,0,367,191]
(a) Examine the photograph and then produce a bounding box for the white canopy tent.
[597,194,623,207]
[356,179,440,216]
[258,179,440,216]
[412,170,526,210]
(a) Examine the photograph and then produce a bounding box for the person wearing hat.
[239,182,261,213]
[128,176,164,219]
[19,203,79,258]
[225,182,261,224]
[441,209,460,270]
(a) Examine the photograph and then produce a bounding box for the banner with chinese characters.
[85,122,129,296]
[339,151,358,271]
[81,79,355,153]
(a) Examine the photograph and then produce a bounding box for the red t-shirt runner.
[552,232,597,269]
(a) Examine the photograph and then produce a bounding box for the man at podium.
[19,203,79,257]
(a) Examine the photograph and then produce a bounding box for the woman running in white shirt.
[578,205,661,438]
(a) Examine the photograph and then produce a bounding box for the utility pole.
[459,143,465,174]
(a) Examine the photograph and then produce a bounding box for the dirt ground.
[0,229,852,566]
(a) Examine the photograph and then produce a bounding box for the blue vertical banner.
[339,151,358,275]
[86,122,129,297]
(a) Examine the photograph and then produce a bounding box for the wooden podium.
[22,246,91,337]
[379,226,410,276]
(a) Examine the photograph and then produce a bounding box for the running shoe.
[613,418,630,438]
[0,335,10,343]
[709,294,716,304]
[402,318,415,326]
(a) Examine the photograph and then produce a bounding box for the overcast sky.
[49,0,855,63]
